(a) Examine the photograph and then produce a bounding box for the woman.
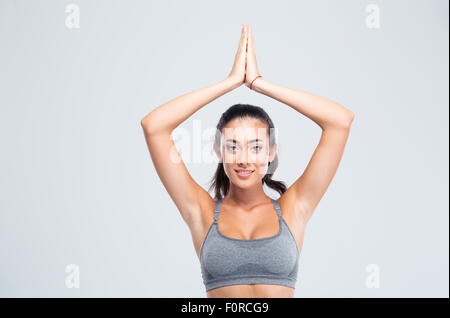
[141,24,354,298]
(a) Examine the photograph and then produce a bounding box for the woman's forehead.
[221,126,268,141]
[225,117,266,128]
[221,118,268,139]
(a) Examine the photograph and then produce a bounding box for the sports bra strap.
[271,198,282,217]
[213,198,223,221]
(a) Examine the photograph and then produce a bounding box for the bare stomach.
[206,284,295,298]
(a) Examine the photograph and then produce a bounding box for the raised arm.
[245,24,354,224]
[140,25,248,225]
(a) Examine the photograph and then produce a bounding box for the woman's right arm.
[140,76,240,225]
[141,24,248,226]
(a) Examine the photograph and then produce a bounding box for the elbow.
[347,111,355,125]
[341,110,355,129]
[140,116,171,136]
[334,103,355,129]
[140,117,149,128]
[329,111,354,130]
[140,116,156,135]
[140,117,150,130]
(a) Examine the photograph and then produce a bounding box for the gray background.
[0,0,448,297]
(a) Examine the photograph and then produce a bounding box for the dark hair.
[208,103,287,200]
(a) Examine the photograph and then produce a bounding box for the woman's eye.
[226,145,261,151]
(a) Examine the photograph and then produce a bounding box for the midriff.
[206,283,295,298]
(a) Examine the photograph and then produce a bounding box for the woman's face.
[215,117,277,187]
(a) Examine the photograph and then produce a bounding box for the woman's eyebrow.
[225,138,263,143]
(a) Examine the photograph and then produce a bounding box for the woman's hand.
[244,24,262,88]
[226,24,248,87]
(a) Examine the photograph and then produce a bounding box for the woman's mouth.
[234,169,254,178]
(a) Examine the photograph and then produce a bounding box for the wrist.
[225,76,243,90]
[248,76,265,92]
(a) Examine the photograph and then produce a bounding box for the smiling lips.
[235,169,254,178]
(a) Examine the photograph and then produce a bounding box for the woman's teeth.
[235,170,254,177]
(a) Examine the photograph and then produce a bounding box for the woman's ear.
[213,143,222,162]
[269,143,278,163]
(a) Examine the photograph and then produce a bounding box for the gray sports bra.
[200,197,300,292]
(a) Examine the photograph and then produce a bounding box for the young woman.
[141,24,354,298]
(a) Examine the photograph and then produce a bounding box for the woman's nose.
[236,148,249,164]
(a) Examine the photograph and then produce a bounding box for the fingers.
[241,27,248,64]
[232,25,247,70]
[244,25,248,52]
[245,25,248,52]
[239,24,247,51]
[245,24,254,64]
[236,25,247,63]
[247,24,253,51]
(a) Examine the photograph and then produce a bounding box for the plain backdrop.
[0,0,448,297]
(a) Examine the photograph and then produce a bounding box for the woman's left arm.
[251,78,354,130]
[252,78,354,223]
